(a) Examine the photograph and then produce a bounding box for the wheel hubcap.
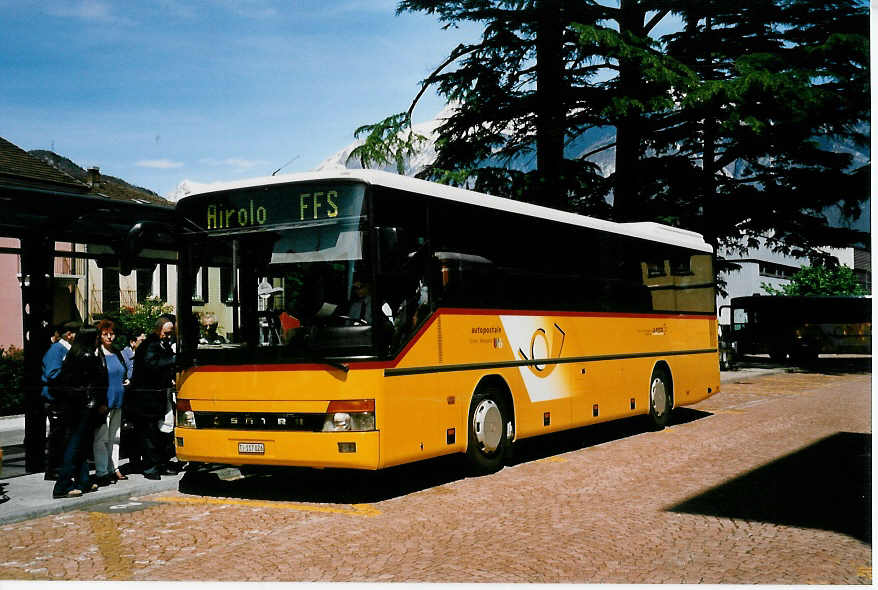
[651,377,667,417]
[473,399,503,453]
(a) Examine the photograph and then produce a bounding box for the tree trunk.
[613,0,646,221]
[536,0,565,210]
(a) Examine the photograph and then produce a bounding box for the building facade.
[717,237,871,325]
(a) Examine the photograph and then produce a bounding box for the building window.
[220,267,234,303]
[192,267,206,304]
[759,262,797,279]
[136,268,153,303]
[102,268,120,313]
[160,264,168,301]
[202,266,210,303]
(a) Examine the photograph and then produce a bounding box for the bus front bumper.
[174,428,380,470]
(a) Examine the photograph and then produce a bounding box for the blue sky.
[1,0,480,198]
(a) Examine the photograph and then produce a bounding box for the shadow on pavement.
[786,356,872,376]
[178,410,713,504]
[732,354,871,375]
[178,455,468,504]
[507,410,710,466]
[669,432,871,543]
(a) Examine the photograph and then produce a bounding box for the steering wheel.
[332,314,367,327]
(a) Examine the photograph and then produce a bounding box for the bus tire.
[465,385,509,474]
[648,366,673,430]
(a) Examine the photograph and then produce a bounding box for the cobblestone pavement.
[0,368,871,583]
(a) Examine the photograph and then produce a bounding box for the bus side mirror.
[121,220,173,276]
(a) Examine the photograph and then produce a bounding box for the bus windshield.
[178,182,378,363]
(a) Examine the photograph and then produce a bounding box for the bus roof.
[180,168,712,253]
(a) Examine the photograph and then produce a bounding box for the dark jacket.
[57,337,103,413]
[125,333,175,419]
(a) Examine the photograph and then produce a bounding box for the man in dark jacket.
[127,316,176,479]
[51,328,101,498]
[40,321,80,480]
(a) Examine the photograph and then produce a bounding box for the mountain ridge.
[28,149,172,207]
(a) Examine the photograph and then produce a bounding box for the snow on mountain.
[167,178,230,202]
[313,104,455,176]
[312,104,619,181]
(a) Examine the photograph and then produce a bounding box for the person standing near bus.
[91,320,130,486]
[51,328,101,499]
[122,332,145,380]
[40,321,79,480]
[127,316,176,479]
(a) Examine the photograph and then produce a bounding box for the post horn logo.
[518,323,566,377]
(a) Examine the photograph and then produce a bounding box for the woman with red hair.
[92,319,129,486]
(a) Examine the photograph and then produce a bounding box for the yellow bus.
[173,169,719,473]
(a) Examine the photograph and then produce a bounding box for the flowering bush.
[0,346,25,416]
[105,297,175,345]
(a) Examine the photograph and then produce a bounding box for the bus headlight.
[176,398,196,428]
[322,399,375,432]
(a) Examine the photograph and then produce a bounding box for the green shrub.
[762,264,868,296]
[105,297,175,349]
[0,346,25,416]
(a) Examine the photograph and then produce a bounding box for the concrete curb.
[0,469,183,525]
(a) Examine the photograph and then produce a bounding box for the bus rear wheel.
[466,386,509,474]
[648,367,673,430]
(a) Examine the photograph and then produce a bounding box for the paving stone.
[0,370,870,583]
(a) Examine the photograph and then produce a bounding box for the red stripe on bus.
[433,307,714,320]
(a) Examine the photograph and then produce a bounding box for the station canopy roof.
[0,136,176,255]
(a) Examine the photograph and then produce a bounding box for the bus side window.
[645,259,667,278]
[732,308,748,330]
[670,255,693,276]
[434,252,495,306]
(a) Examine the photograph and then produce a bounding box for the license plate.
[238,442,265,455]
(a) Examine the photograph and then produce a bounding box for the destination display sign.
[180,181,366,231]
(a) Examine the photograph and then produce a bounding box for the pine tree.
[661,0,870,258]
[351,1,869,259]
[351,0,611,213]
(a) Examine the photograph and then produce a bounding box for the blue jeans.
[52,404,96,496]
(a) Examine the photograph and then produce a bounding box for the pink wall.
[0,238,23,349]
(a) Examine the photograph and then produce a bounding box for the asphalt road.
[0,360,870,584]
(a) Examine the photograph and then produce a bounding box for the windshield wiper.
[314,357,349,373]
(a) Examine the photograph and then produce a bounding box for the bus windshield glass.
[178,181,375,362]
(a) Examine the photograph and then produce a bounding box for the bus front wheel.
[648,367,673,430]
[466,386,509,474]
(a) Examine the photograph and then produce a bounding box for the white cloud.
[44,0,128,23]
[337,0,397,13]
[136,159,184,169]
[214,0,278,19]
[200,157,272,170]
